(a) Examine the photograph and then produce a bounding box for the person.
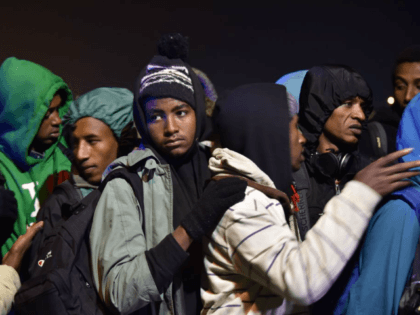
[89,47,247,315]
[0,57,73,257]
[30,87,136,247]
[1,221,43,315]
[359,45,420,156]
[298,64,373,227]
[343,93,420,315]
[200,82,420,315]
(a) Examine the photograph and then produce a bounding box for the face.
[289,115,306,171]
[72,117,118,185]
[393,62,420,115]
[35,94,64,146]
[145,98,196,159]
[322,96,367,147]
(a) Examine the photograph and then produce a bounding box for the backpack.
[395,186,420,315]
[14,166,145,315]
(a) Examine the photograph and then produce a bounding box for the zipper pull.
[335,179,341,195]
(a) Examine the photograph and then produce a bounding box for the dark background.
[1,0,419,109]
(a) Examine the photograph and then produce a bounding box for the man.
[0,57,73,256]
[89,50,246,315]
[200,83,419,315]
[298,65,373,227]
[33,87,136,233]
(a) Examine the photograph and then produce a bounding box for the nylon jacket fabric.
[90,148,189,315]
[66,87,134,138]
[342,93,420,315]
[0,57,72,255]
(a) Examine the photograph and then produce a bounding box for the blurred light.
[387,96,395,105]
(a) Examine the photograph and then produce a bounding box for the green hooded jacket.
[0,57,72,255]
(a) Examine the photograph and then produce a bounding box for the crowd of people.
[1,34,420,315]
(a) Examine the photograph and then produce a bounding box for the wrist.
[172,226,194,251]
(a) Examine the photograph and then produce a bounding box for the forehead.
[73,116,113,138]
[49,93,63,109]
[395,62,420,79]
[144,97,191,111]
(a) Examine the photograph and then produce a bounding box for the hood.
[396,93,420,186]
[213,83,293,195]
[299,65,373,153]
[276,70,308,104]
[0,57,72,169]
[65,87,133,139]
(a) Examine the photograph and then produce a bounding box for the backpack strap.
[292,163,311,240]
[392,186,420,225]
[57,142,74,161]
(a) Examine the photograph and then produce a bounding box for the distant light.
[387,96,395,105]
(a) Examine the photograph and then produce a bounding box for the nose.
[164,115,179,136]
[351,103,366,122]
[299,130,307,145]
[405,85,419,105]
[75,140,90,163]
[50,109,62,126]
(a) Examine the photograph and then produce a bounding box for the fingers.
[387,171,420,183]
[25,221,44,240]
[386,161,420,174]
[379,148,414,165]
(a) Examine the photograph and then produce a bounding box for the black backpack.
[14,166,145,315]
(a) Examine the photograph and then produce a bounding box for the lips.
[81,165,96,173]
[165,138,185,148]
[50,130,60,137]
[349,124,362,135]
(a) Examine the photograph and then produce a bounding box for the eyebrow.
[172,104,189,112]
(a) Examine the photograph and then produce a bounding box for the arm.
[345,198,420,315]
[225,181,381,305]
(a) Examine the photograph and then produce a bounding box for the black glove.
[0,187,18,247]
[181,177,247,241]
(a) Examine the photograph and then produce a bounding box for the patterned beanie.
[138,55,195,108]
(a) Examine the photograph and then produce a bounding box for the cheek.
[147,123,164,144]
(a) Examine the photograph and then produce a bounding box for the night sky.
[1,0,419,109]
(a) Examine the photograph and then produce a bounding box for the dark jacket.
[298,65,373,226]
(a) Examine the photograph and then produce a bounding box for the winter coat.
[201,148,382,315]
[90,148,191,315]
[0,57,72,256]
[343,93,420,315]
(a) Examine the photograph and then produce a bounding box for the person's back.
[0,57,72,256]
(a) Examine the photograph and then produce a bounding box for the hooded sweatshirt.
[342,93,420,315]
[201,83,382,315]
[0,57,72,256]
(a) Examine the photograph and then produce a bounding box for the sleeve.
[0,265,21,315]
[345,198,420,315]
[89,178,188,315]
[224,180,381,305]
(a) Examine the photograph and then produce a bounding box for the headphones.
[311,150,354,179]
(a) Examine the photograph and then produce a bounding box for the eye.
[88,139,99,145]
[177,110,187,117]
[150,114,163,122]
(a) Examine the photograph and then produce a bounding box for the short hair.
[392,45,420,84]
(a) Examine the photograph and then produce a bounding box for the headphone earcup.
[312,152,340,178]
[338,153,354,178]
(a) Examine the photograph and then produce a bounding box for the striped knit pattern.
[201,181,381,315]
[140,64,193,94]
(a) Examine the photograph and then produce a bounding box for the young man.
[89,52,246,315]
[200,83,420,315]
[33,87,135,232]
[0,57,73,256]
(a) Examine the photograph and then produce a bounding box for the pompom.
[157,33,189,61]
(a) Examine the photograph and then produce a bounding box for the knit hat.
[65,87,133,138]
[138,56,195,108]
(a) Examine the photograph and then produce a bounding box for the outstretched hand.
[2,221,44,271]
[354,148,420,196]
